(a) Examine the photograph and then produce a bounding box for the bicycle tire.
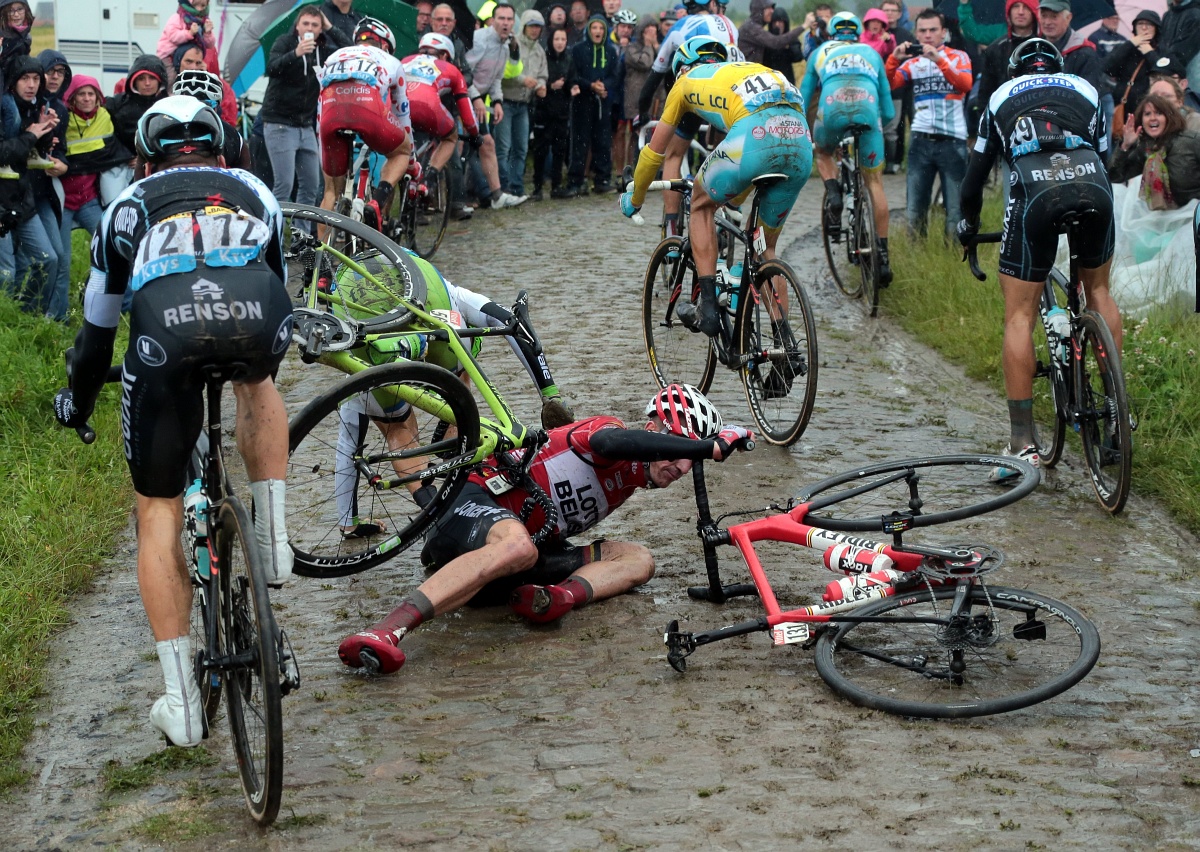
[642,235,717,392]
[856,171,880,316]
[813,584,1100,718]
[409,159,450,259]
[1034,274,1069,467]
[795,454,1040,532]
[737,258,818,446]
[287,361,480,577]
[1075,311,1132,514]
[215,496,283,825]
[822,184,860,299]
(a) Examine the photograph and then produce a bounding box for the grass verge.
[0,292,131,789]
[888,190,1200,532]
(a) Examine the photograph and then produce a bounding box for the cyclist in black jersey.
[958,38,1122,481]
[336,384,754,675]
[53,96,294,748]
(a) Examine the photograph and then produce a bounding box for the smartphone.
[303,31,315,41]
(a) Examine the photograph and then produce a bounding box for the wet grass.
[101,747,219,795]
[889,190,1200,534]
[0,273,131,790]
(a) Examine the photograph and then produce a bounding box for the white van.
[53,0,262,96]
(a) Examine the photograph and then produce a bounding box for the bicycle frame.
[290,222,533,473]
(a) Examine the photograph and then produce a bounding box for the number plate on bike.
[752,226,767,256]
[771,622,809,646]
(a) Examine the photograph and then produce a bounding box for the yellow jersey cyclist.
[316,247,574,535]
[801,12,895,284]
[621,36,813,340]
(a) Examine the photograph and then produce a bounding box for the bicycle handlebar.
[961,232,1002,282]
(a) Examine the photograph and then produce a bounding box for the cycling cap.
[646,384,723,440]
[672,36,730,78]
[171,69,224,107]
[419,32,455,60]
[613,8,637,25]
[355,17,396,54]
[1008,37,1064,77]
[830,12,863,42]
[135,95,225,162]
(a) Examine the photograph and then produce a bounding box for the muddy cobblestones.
[5,179,1200,849]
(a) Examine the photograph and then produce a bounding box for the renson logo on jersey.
[1030,153,1097,182]
[192,279,224,301]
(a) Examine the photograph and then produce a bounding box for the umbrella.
[226,0,419,97]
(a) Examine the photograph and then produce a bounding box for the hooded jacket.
[0,0,33,91]
[105,54,168,158]
[623,15,658,120]
[958,0,1030,47]
[1051,27,1103,93]
[974,1,1040,126]
[1106,10,1163,113]
[0,54,47,221]
[38,49,70,159]
[570,15,618,95]
[61,76,122,210]
[260,24,349,126]
[504,10,549,105]
[739,0,805,65]
[860,8,896,60]
[539,27,575,120]
[1161,0,1200,72]
[156,1,217,66]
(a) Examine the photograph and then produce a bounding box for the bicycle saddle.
[752,173,789,189]
[1053,208,1097,233]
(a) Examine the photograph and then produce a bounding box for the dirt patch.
[6,179,1200,849]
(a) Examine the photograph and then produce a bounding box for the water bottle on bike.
[184,479,211,580]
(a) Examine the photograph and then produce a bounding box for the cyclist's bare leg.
[689,179,718,277]
[136,495,191,640]
[318,172,348,240]
[999,273,1043,447]
[1080,259,1122,351]
[757,223,791,322]
[569,539,654,600]
[428,134,456,171]
[661,131,690,232]
[232,376,288,481]
[815,147,837,182]
[863,168,889,238]
[418,518,539,614]
[379,135,414,196]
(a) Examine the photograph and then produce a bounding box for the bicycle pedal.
[279,629,301,695]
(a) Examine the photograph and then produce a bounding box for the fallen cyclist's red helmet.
[646,384,723,440]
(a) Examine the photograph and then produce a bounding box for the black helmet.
[1008,37,1064,78]
[135,95,225,162]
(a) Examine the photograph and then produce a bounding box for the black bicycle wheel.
[795,454,1041,532]
[409,160,450,259]
[287,361,480,577]
[737,258,818,446]
[856,172,880,316]
[813,584,1100,718]
[1075,311,1132,514]
[642,235,717,392]
[215,496,283,825]
[1034,274,1069,467]
[822,171,861,299]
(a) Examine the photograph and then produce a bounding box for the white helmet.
[646,384,723,440]
[418,32,455,61]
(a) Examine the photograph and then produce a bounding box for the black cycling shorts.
[421,482,584,606]
[122,266,293,497]
[1001,149,1115,282]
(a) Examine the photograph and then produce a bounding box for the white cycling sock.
[151,636,203,747]
[251,479,293,587]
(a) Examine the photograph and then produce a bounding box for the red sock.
[377,591,435,634]
[558,577,593,607]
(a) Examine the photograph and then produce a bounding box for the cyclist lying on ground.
[315,245,575,534]
[316,17,412,231]
[801,12,895,284]
[336,384,753,674]
[621,37,813,339]
[53,96,294,747]
[957,38,1121,481]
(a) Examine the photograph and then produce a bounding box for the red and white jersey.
[652,13,744,73]
[469,416,651,539]
[400,53,478,135]
[318,44,410,125]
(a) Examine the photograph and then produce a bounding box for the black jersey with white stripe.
[973,73,1108,164]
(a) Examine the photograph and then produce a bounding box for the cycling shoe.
[338,627,407,674]
[510,584,575,624]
